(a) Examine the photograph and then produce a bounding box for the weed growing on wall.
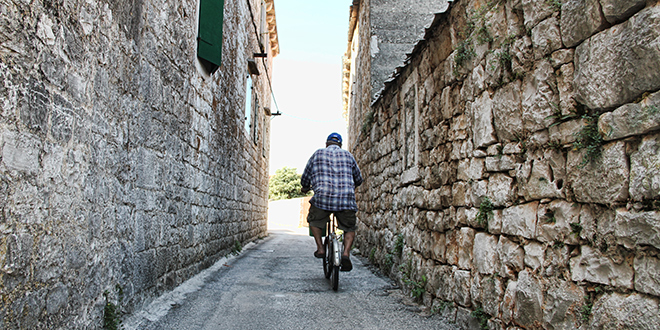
[573,114,604,167]
[476,197,494,229]
[361,110,375,137]
[471,306,490,330]
[103,285,123,330]
[231,240,242,255]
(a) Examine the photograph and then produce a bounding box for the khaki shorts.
[307,204,357,232]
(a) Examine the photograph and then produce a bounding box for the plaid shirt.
[301,145,363,211]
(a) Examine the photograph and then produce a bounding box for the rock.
[522,60,558,132]
[500,280,517,324]
[480,275,504,318]
[485,155,517,172]
[536,200,580,245]
[567,141,629,204]
[452,268,472,307]
[471,91,497,149]
[589,292,660,329]
[492,80,523,142]
[446,227,475,270]
[497,236,524,278]
[524,241,545,272]
[488,173,515,207]
[532,17,562,58]
[600,0,646,24]
[569,245,634,288]
[543,280,584,330]
[522,156,564,200]
[599,91,660,141]
[560,0,607,48]
[574,5,660,109]
[634,255,660,297]
[521,0,555,29]
[613,209,660,250]
[629,132,660,201]
[502,201,539,239]
[473,233,499,275]
[514,270,544,328]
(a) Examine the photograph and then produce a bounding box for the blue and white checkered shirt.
[301,145,363,211]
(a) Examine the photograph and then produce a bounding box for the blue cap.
[327,132,342,144]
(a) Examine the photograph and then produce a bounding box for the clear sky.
[269,0,353,175]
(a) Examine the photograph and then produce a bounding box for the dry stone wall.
[0,0,271,328]
[351,0,660,328]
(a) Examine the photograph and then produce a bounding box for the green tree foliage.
[268,167,310,200]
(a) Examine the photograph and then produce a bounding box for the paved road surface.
[124,224,458,330]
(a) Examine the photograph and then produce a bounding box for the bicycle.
[322,214,342,291]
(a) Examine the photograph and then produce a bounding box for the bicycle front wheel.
[323,237,331,279]
[331,265,339,291]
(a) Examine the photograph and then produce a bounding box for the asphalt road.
[123,225,458,330]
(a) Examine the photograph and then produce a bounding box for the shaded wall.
[0,0,273,328]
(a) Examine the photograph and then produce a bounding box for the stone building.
[345,0,660,328]
[0,0,278,328]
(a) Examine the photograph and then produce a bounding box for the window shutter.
[198,0,225,67]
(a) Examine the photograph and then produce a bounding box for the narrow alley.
[123,219,460,330]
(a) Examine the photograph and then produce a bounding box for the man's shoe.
[341,256,352,272]
[314,251,325,259]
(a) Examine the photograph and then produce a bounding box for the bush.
[268,167,310,200]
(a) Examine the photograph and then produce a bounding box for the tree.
[268,167,310,200]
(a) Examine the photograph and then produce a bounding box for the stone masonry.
[346,0,660,328]
[0,0,277,328]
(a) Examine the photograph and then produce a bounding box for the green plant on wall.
[103,285,123,330]
[361,110,375,136]
[476,197,494,229]
[573,113,604,168]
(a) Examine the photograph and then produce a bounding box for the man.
[301,132,363,271]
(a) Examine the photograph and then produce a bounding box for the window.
[197,0,225,74]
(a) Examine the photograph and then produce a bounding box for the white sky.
[269,0,353,175]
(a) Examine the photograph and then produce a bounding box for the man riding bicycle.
[301,133,363,272]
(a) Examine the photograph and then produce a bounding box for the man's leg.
[311,226,325,255]
[343,231,354,257]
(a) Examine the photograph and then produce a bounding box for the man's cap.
[327,132,342,144]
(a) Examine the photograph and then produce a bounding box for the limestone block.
[537,200,580,245]
[522,157,564,200]
[613,209,660,250]
[543,280,584,330]
[502,201,539,239]
[567,141,629,204]
[480,275,504,318]
[501,280,518,324]
[532,17,562,59]
[549,49,574,69]
[452,268,472,307]
[521,0,555,29]
[524,241,545,272]
[446,227,475,270]
[430,231,447,262]
[556,63,575,116]
[492,80,523,142]
[489,209,503,235]
[485,155,517,172]
[522,60,558,132]
[569,245,633,288]
[629,133,660,201]
[548,118,585,145]
[434,265,455,301]
[2,132,41,175]
[560,0,607,48]
[512,35,534,77]
[488,173,515,207]
[473,232,499,276]
[471,91,497,149]
[574,6,660,109]
[599,91,660,142]
[634,255,660,297]
[497,235,524,278]
[452,181,469,207]
[589,292,660,329]
[514,270,544,328]
[600,0,646,24]
[450,114,469,141]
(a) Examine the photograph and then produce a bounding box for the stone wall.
[0,0,274,328]
[349,0,660,328]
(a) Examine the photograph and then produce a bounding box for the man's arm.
[300,153,315,193]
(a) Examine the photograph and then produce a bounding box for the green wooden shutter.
[198,0,225,67]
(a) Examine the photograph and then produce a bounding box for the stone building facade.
[345,0,660,328]
[0,0,278,328]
